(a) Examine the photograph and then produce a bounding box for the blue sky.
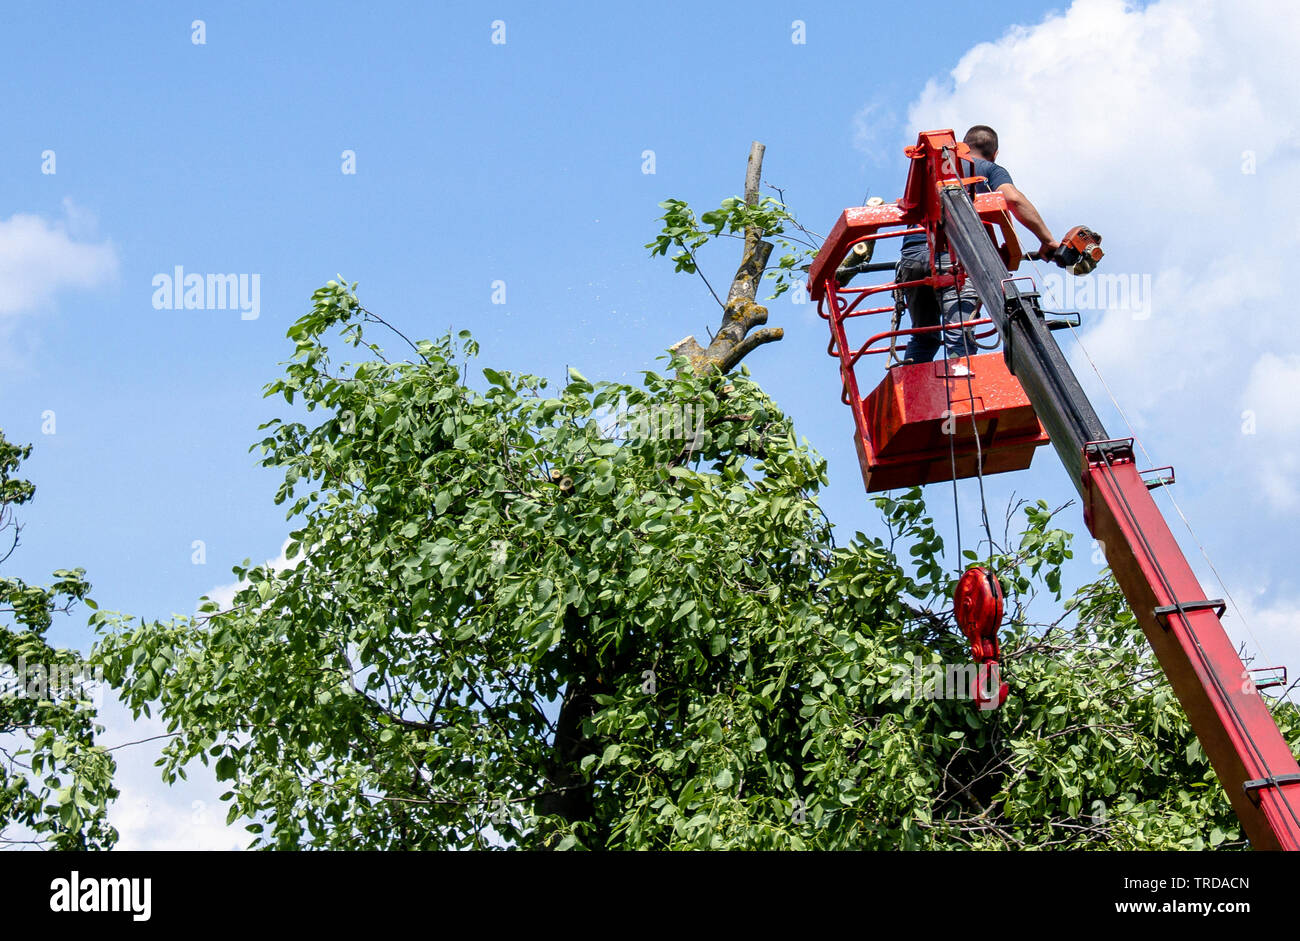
[3,0,1297,847]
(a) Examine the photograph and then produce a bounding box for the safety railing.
[814,226,999,409]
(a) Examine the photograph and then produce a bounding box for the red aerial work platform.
[808,133,1040,493]
[807,128,1300,850]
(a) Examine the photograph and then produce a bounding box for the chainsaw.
[1028,225,1103,275]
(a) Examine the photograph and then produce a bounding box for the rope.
[938,249,996,575]
[943,339,964,576]
[956,266,996,562]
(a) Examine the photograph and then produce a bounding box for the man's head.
[963,125,999,161]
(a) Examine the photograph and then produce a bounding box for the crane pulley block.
[954,566,1009,710]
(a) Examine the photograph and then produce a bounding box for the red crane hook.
[954,566,1009,710]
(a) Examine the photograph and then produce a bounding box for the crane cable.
[943,353,965,573]
[937,244,997,576]
[941,246,1005,713]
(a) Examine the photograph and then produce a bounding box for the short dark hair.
[963,125,999,160]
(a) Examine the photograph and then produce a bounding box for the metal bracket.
[1083,438,1136,464]
[1000,276,1040,313]
[999,277,1041,374]
[1153,598,1226,630]
[1139,465,1176,490]
[1244,774,1300,805]
[1043,311,1081,331]
[1250,666,1288,692]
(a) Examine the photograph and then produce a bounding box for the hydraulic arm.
[933,140,1300,850]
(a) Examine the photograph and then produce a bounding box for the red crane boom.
[809,129,1300,849]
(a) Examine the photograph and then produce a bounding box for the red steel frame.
[1082,442,1300,849]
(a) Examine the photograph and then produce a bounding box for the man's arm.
[997,183,1058,256]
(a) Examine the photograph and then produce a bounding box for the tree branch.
[673,141,783,376]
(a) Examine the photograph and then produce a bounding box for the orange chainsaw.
[1027,225,1103,275]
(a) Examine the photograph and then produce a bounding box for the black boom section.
[938,185,1108,489]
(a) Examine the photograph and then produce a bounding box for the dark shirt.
[900,156,1012,254]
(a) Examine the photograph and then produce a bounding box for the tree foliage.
[647,194,815,301]
[90,284,1298,849]
[0,431,116,849]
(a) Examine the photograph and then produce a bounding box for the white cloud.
[1241,353,1300,437]
[99,537,301,850]
[903,0,1299,421]
[1240,352,1300,509]
[0,201,118,316]
[908,0,1297,219]
[852,100,899,166]
[111,792,252,851]
[1215,589,1300,714]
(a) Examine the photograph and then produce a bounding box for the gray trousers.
[896,248,977,363]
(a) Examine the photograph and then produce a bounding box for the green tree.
[1,430,116,848]
[89,280,1295,849]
